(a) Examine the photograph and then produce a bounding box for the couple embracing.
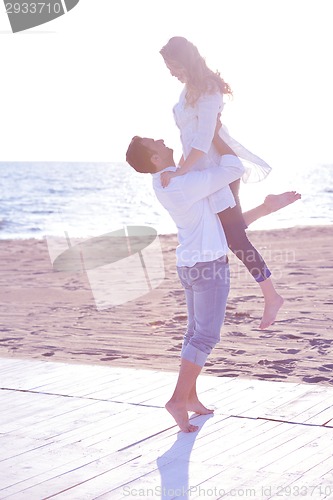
[126,37,300,432]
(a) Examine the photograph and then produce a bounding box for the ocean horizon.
[0,160,332,241]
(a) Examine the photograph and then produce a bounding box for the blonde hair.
[160,36,232,105]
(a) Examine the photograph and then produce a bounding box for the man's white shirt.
[152,155,245,267]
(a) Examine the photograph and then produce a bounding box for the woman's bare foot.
[260,294,284,329]
[264,191,301,213]
[187,398,214,415]
[165,400,199,432]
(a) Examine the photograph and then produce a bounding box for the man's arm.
[177,157,245,205]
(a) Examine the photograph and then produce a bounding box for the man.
[126,136,246,432]
[126,137,300,432]
[126,137,301,432]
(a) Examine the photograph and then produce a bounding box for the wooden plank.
[278,434,333,476]
[1,366,63,390]
[273,473,333,500]
[18,369,137,397]
[0,434,55,464]
[0,447,140,499]
[0,392,100,432]
[258,427,332,473]
[0,407,174,496]
[47,417,265,500]
[202,421,306,469]
[244,427,326,471]
[42,403,155,448]
[288,454,333,484]
[2,357,333,500]
[45,453,223,500]
[208,379,307,418]
[89,372,175,404]
[0,410,210,491]
[301,401,333,426]
[188,469,300,500]
[258,387,333,423]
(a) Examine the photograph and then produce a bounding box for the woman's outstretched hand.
[161,170,177,188]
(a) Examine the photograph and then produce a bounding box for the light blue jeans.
[177,256,230,367]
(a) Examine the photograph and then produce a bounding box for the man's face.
[141,138,173,164]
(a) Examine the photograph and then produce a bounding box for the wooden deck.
[1,357,333,499]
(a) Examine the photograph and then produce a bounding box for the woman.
[160,36,300,329]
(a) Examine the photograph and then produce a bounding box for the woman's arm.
[160,148,205,187]
[161,93,222,187]
[177,148,206,173]
[178,155,185,166]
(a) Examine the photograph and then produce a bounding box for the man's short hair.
[126,136,155,174]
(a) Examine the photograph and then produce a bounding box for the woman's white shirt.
[173,87,235,213]
[173,86,272,188]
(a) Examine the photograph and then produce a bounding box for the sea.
[0,160,332,240]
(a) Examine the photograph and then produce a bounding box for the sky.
[1,0,333,170]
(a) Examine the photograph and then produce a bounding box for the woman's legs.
[242,191,301,226]
[258,278,284,329]
[218,180,283,329]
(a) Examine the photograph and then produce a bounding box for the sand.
[0,226,333,385]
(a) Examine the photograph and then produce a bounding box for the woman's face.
[164,59,188,83]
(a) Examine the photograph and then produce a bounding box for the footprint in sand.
[235,295,257,302]
[318,366,333,373]
[253,373,287,380]
[309,339,333,355]
[206,367,240,376]
[279,334,303,340]
[228,331,247,337]
[259,329,283,336]
[302,375,333,384]
[276,348,301,355]
[224,349,246,356]
[0,337,23,342]
[258,358,296,376]
[100,356,124,361]
[173,314,187,321]
[167,346,181,352]
[310,339,333,346]
[149,320,165,327]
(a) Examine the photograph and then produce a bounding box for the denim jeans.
[177,256,230,367]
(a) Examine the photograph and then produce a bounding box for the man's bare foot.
[165,400,199,432]
[264,191,301,214]
[187,398,214,415]
[260,294,284,329]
